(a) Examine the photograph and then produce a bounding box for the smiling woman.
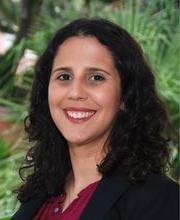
[48,36,120,147]
[12,18,179,220]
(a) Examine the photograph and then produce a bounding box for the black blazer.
[12,171,179,220]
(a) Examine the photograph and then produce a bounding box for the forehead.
[53,36,116,69]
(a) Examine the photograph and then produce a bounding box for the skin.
[48,36,121,210]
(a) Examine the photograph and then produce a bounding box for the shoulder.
[114,173,179,220]
[11,197,46,220]
[130,172,179,197]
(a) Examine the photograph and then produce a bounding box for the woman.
[12,18,179,220]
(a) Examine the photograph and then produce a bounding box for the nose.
[67,79,88,101]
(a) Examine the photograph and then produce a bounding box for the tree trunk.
[15,0,44,44]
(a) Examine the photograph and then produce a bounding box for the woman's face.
[48,36,121,147]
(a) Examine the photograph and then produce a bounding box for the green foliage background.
[0,0,179,218]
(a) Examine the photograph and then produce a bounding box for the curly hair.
[17,18,170,203]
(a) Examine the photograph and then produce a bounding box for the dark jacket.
[12,171,179,220]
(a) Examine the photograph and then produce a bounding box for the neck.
[66,141,107,192]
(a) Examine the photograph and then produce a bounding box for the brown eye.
[90,74,105,81]
[58,73,72,81]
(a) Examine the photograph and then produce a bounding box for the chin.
[65,136,93,147]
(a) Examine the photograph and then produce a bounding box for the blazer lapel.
[80,170,130,220]
[11,197,46,220]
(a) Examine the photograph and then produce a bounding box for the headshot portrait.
[11,17,179,220]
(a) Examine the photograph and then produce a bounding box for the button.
[54,207,60,213]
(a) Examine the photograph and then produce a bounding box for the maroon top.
[33,180,100,220]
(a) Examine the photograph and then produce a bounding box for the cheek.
[48,83,56,106]
[48,88,62,119]
[94,84,120,110]
[48,82,65,105]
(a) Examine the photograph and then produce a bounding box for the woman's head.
[18,18,170,202]
[30,18,153,148]
[48,36,121,148]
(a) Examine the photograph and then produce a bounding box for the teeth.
[66,111,95,119]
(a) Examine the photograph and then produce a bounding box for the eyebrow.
[52,66,111,76]
[52,67,71,74]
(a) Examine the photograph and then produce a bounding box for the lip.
[63,107,96,112]
[63,107,97,124]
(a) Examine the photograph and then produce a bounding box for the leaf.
[0,216,11,220]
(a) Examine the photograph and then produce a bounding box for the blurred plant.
[0,151,22,217]
[0,216,11,220]
[0,0,20,34]
[0,138,10,159]
[0,0,44,96]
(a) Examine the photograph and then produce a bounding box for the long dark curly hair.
[17,18,171,203]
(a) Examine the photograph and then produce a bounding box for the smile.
[63,108,96,123]
[67,111,95,119]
